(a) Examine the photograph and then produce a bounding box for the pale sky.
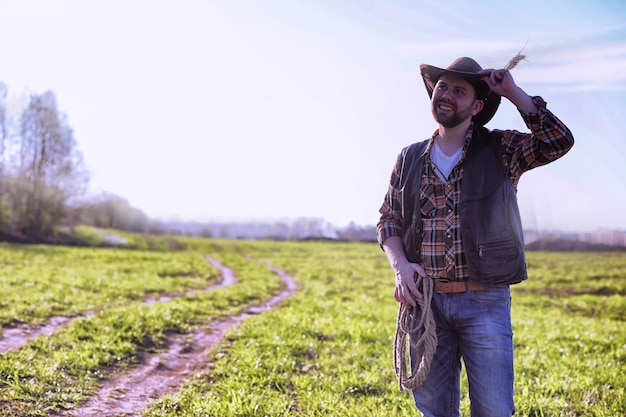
[1,0,625,232]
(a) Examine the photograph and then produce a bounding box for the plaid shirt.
[377,96,574,282]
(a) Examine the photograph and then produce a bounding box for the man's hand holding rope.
[383,236,425,306]
[393,260,426,306]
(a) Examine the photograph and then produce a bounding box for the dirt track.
[0,256,237,354]
[59,257,296,416]
[0,256,296,416]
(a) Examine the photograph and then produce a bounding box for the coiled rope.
[393,274,438,391]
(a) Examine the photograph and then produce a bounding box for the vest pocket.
[470,238,525,286]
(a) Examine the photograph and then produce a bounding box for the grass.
[0,237,623,416]
[0,239,283,415]
[0,242,218,326]
[148,240,409,417]
[511,251,625,416]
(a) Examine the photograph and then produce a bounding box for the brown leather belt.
[435,280,485,293]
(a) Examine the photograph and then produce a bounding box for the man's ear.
[472,99,484,116]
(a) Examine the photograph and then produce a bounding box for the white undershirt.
[431,140,462,180]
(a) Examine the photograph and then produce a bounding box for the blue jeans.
[410,286,515,417]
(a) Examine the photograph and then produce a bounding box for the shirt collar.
[423,121,475,157]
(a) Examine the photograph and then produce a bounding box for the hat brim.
[420,63,501,126]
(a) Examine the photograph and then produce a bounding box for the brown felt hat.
[420,57,501,126]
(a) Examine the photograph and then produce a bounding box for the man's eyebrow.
[439,81,467,92]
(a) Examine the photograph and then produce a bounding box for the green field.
[0,236,623,416]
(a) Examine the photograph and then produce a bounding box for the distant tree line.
[72,193,157,234]
[164,218,377,242]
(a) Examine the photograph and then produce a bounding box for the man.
[377,57,574,416]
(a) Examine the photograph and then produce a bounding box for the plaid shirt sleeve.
[376,149,407,245]
[502,96,575,186]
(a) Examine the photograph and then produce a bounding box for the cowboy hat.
[419,57,501,126]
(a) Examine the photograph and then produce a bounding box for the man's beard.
[432,99,474,128]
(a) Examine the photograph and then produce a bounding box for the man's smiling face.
[431,74,483,128]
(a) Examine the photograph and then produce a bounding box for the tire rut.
[0,316,75,352]
[56,256,296,416]
[0,256,236,354]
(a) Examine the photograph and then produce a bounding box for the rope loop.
[393,274,438,391]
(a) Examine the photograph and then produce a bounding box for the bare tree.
[13,91,88,238]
